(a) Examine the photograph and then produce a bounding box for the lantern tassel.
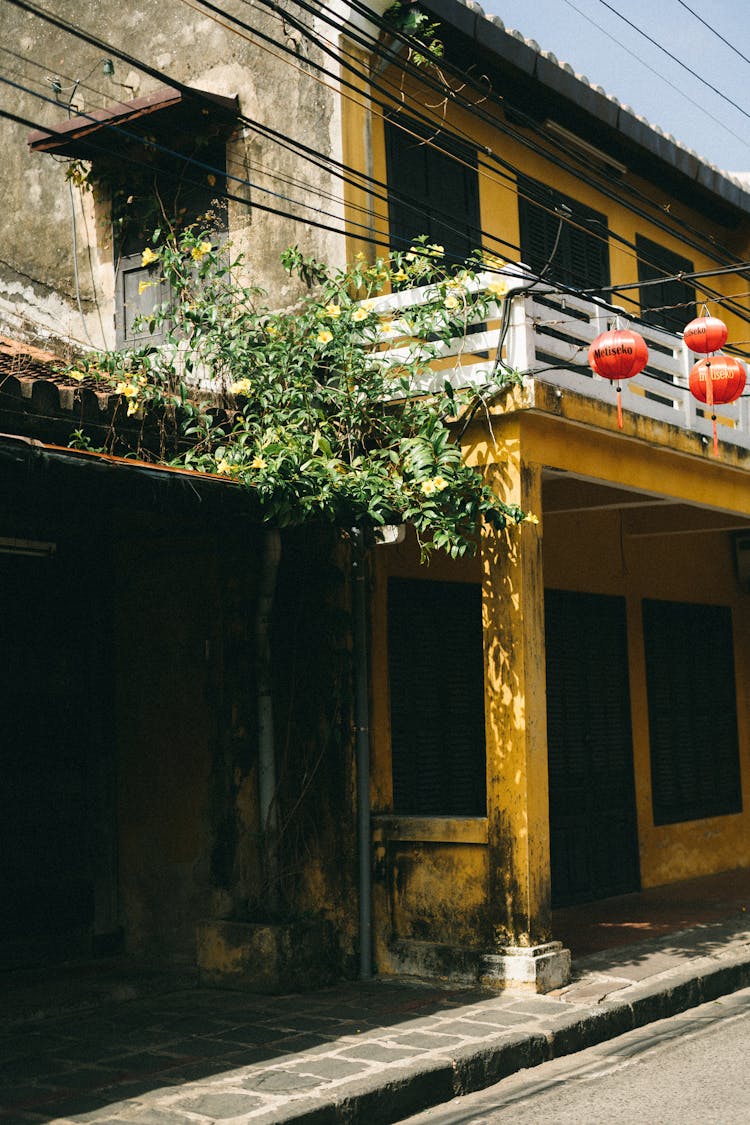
[705,359,718,456]
[616,384,623,429]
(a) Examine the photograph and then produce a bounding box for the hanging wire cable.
[9,0,750,282]
[5,0,750,340]
[592,0,750,123]
[558,0,750,157]
[674,0,750,69]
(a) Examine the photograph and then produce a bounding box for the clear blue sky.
[481,0,750,173]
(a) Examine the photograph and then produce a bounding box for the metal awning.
[28,86,239,158]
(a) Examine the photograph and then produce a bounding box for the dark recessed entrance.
[545,589,640,907]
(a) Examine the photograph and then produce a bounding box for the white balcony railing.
[367,267,750,453]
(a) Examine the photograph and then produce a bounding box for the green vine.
[384,2,445,67]
[68,229,527,559]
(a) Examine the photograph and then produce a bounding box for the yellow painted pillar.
[478,438,570,989]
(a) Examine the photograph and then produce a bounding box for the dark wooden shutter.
[518,176,610,294]
[384,115,481,266]
[545,589,640,905]
[636,235,696,334]
[643,599,741,825]
[388,578,486,816]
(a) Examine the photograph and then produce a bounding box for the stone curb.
[260,948,750,1124]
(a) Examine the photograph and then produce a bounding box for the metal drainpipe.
[351,527,372,979]
[256,526,282,914]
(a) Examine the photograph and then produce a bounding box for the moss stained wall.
[2,0,344,351]
[112,513,358,966]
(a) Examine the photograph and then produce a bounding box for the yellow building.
[343,1,750,990]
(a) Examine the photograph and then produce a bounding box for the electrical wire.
[558,0,750,158]
[5,0,750,339]
[593,0,750,123]
[674,0,750,70]
[9,0,749,286]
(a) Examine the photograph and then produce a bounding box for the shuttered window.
[388,578,486,816]
[636,235,696,334]
[384,115,482,266]
[518,176,610,294]
[643,599,742,825]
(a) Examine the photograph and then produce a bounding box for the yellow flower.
[446,277,466,291]
[230,378,252,395]
[250,455,267,470]
[487,280,509,300]
[351,307,369,322]
[323,303,341,319]
[427,243,445,257]
[524,512,540,524]
[317,329,333,345]
[206,173,217,187]
[421,475,450,496]
[141,246,159,267]
[126,397,139,417]
[115,381,137,398]
[216,459,232,476]
[68,370,85,382]
[390,269,407,282]
[355,251,367,261]
[191,241,212,261]
[138,279,153,296]
[444,294,461,311]
[266,322,278,336]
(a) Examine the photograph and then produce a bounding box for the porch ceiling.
[542,472,750,536]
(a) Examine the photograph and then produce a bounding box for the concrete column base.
[480,941,571,993]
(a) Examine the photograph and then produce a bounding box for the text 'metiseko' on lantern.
[688,354,746,455]
[588,328,649,428]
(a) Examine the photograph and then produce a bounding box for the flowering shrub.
[71,230,525,557]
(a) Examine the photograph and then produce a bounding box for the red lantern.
[588,329,649,428]
[689,354,746,454]
[683,315,728,354]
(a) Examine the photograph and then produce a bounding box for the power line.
[593,0,750,124]
[11,0,749,280]
[673,0,750,71]
[5,0,750,336]
[559,0,750,157]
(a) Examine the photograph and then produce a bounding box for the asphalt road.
[397,986,750,1125]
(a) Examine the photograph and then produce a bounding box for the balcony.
[367,268,750,457]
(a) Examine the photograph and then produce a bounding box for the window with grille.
[643,599,742,825]
[112,136,228,347]
[387,578,486,816]
[384,114,482,267]
[636,235,696,335]
[517,176,610,294]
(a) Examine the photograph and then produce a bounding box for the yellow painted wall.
[371,413,750,963]
[342,59,750,347]
[544,504,750,888]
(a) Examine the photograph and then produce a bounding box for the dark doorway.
[545,589,640,907]
[0,538,111,964]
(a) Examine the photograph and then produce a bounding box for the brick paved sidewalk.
[3,911,750,1125]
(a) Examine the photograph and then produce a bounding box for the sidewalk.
[3,870,750,1125]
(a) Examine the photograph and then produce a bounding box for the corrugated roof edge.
[420,0,750,217]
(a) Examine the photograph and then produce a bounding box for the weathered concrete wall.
[1,0,345,351]
[111,512,357,965]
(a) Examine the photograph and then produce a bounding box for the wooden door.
[545,589,640,906]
